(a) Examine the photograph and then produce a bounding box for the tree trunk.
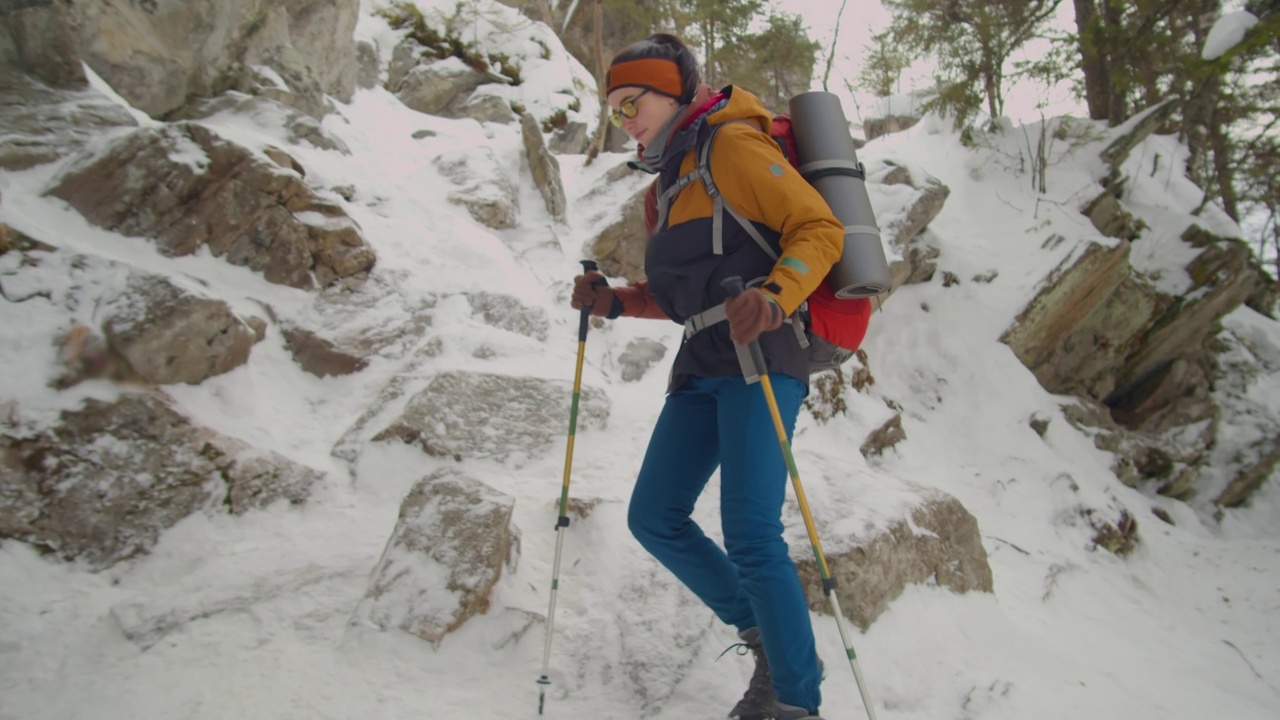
[821,0,850,91]
[1073,0,1112,121]
[1102,0,1128,123]
[585,0,609,164]
[1182,0,1225,211]
[1208,111,1239,220]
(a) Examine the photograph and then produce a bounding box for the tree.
[672,0,762,88]
[726,11,820,110]
[883,0,1063,130]
[858,30,912,97]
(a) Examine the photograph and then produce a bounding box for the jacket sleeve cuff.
[606,294,625,319]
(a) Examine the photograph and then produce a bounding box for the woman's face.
[607,86,679,147]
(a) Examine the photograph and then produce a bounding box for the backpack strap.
[654,169,701,233]
[680,301,757,384]
[683,303,727,340]
[680,278,809,384]
[653,119,787,263]
[696,120,785,261]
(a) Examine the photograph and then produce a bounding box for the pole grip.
[577,259,599,341]
[719,276,768,376]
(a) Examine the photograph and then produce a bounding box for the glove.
[724,288,783,345]
[570,270,617,317]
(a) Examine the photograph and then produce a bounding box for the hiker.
[570,33,843,720]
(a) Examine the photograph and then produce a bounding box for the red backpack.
[644,114,872,374]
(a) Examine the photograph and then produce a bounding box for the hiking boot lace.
[720,635,776,719]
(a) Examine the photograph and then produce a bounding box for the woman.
[571,33,842,720]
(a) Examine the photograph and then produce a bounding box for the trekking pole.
[721,276,879,720]
[537,260,602,715]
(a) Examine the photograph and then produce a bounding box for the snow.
[1,2,1280,720]
[1203,11,1261,61]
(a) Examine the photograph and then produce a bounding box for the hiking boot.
[726,627,776,720]
[772,702,824,720]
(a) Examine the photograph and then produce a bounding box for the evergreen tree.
[1068,0,1278,261]
[858,30,912,98]
[671,0,762,88]
[883,0,1063,131]
[728,11,820,110]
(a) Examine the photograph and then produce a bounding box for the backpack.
[644,113,873,374]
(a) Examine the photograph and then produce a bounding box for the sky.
[1,1,1279,720]
[777,0,1083,125]
[785,0,1262,125]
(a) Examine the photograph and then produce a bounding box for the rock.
[102,273,261,386]
[1100,99,1180,171]
[0,76,138,171]
[0,392,321,569]
[435,146,520,230]
[795,488,993,630]
[549,120,590,154]
[1001,238,1137,399]
[1084,191,1141,240]
[47,122,374,288]
[281,325,369,378]
[888,243,940,289]
[0,0,85,88]
[71,0,358,119]
[618,339,667,382]
[176,92,351,153]
[887,177,950,247]
[864,115,920,141]
[355,40,380,89]
[467,292,550,341]
[588,183,650,283]
[354,469,517,646]
[860,414,906,457]
[371,371,609,465]
[1106,229,1269,429]
[520,112,567,221]
[462,93,517,124]
[395,57,488,116]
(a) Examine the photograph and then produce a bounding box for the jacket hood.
[704,85,773,134]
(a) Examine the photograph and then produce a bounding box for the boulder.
[0,392,321,569]
[467,291,550,341]
[47,122,375,289]
[371,371,609,465]
[461,93,518,124]
[588,182,650,283]
[353,468,517,646]
[618,339,668,382]
[435,146,520,230]
[1106,228,1270,429]
[102,274,261,385]
[0,76,137,171]
[281,325,369,378]
[70,0,358,119]
[0,0,85,88]
[795,488,993,630]
[394,56,488,116]
[520,112,567,222]
[1001,238,1137,399]
[886,175,950,248]
[864,115,921,141]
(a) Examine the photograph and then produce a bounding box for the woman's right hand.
[571,271,616,317]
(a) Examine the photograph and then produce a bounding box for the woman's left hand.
[724,288,783,345]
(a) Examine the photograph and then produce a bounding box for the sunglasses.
[609,89,651,127]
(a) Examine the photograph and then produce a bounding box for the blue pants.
[627,374,822,711]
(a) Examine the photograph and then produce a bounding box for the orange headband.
[606,58,683,99]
